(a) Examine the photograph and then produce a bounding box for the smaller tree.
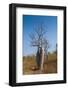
[53,44,57,54]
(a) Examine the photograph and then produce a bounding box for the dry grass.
[23,53,57,75]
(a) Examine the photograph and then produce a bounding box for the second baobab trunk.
[40,47,45,71]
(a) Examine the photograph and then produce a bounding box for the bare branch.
[29,23,49,51]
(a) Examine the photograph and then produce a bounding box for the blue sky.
[23,15,57,56]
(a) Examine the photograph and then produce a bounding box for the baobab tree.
[29,24,49,71]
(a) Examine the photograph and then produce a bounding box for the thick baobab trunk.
[40,47,45,71]
[36,47,45,71]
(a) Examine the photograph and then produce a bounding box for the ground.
[23,53,57,75]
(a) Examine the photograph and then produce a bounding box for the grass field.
[23,53,57,75]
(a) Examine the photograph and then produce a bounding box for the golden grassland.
[23,53,57,75]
